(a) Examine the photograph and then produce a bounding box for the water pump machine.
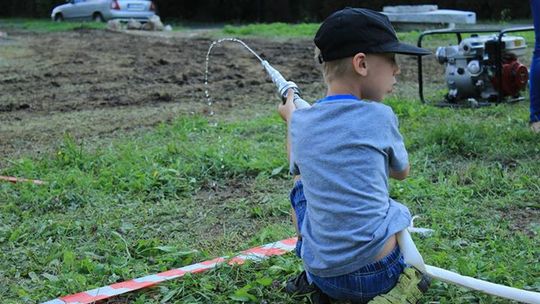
[436,35,528,103]
[417,26,535,106]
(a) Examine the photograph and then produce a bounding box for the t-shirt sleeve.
[388,113,409,172]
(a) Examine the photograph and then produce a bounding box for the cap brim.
[390,42,431,56]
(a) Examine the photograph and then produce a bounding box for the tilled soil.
[0,28,443,167]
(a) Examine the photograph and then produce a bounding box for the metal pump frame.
[417,26,534,105]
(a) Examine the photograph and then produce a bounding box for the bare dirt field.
[0,28,443,167]
[0,29,311,165]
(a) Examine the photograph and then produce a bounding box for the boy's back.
[290,95,411,277]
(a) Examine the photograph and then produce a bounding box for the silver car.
[51,0,156,22]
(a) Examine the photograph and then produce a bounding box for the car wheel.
[92,12,105,22]
[54,13,64,22]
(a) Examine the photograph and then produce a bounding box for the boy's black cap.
[315,7,431,62]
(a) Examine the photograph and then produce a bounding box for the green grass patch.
[221,22,423,40]
[219,22,426,42]
[220,22,536,48]
[0,18,106,32]
[223,22,319,38]
[1,97,539,303]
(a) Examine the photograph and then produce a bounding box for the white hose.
[397,230,540,304]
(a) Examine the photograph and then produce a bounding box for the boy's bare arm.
[279,90,302,240]
[278,89,296,162]
[390,165,410,180]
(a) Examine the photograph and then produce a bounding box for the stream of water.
[204,38,264,116]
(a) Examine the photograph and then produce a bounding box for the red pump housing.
[492,54,529,97]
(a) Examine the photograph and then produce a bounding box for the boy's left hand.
[278,89,296,122]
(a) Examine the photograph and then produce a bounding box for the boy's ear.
[352,53,368,76]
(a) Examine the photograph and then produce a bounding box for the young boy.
[278,8,430,303]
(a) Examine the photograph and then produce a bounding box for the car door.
[69,0,94,20]
[84,0,108,19]
[59,0,77,19]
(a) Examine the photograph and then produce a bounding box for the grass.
[220,22,536,47]
[0,18,106,32]
[221,23,434,39]
[0,18,192,33]
[0,19,539,303]
[223,23,319,38]
[1,99,539,303]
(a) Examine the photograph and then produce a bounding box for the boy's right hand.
[278,89,296,122]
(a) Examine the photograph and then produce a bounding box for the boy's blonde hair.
[315,47,355,84]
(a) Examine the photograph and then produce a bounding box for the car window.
[73,0,85,3]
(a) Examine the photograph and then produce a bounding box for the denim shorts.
[290,180,406,303]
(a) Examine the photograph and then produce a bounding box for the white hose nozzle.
[261,60,310,109]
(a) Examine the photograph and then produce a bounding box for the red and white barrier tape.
[43,233,540,304]
[0,175,45,185]
[42,238,297,304]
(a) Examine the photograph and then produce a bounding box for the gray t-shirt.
[290,94,411,277]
